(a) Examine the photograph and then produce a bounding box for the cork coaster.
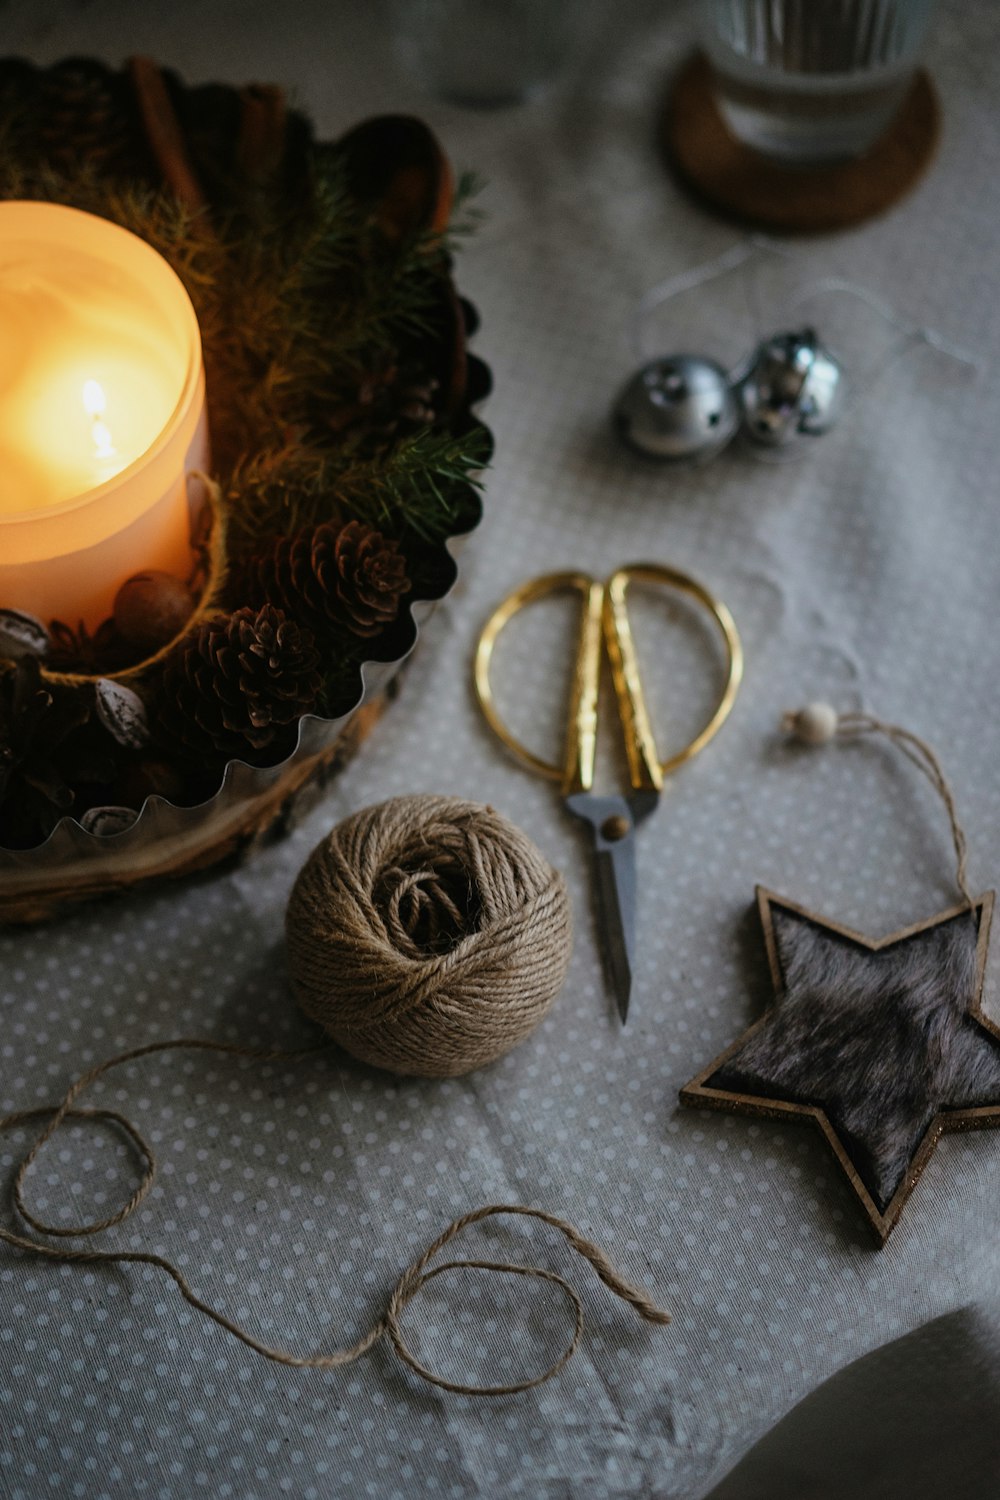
[662,52,940,234]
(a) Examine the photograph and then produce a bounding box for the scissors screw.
[600,814,631,843]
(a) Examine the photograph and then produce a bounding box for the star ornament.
[680,887,1000,1245]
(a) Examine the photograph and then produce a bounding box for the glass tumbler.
[701,0,936,162]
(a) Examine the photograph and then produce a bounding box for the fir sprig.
[0,96,489,569]
[0,60,491,809]
[0,142,466,469]
[227,425,489,558]
[445,170,487,246]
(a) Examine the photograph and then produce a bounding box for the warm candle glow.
[0,249,190,514]
[0,202,208,629]
[83,381,117,463]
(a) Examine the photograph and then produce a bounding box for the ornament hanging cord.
[782,278,986,413]
[0,1036,669,1396]
[634,238,986,461]
[784,705,973,909]
[636,238,984,377]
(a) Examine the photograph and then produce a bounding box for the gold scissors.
[474,564,743,1024]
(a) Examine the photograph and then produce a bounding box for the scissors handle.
[611,562,743,776]
[603,570,664,795]
[563,577,604,796]
[474,570,600,788]
[473,563,742,788]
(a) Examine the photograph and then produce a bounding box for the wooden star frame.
[680,887,998,1246]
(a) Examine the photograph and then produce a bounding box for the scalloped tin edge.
[0,479,484,897]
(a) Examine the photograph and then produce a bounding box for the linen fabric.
[2,1,1000,1496]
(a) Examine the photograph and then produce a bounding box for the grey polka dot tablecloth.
[4,2,1000,1496]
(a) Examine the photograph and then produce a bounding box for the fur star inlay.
[680,889,1000,1244]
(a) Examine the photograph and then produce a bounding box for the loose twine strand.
[784,708,974,910]
[0,1037,668,1396]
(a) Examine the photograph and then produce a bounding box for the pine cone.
[157,604,321,761]
[246,520,411,640]
[326,366,439,440]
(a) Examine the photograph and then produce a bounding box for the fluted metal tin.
[0,519,481,922]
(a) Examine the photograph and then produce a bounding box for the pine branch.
[226,425,488,559]
[444,169,487,246]
[0,64,493,840]
[0,67,491,682]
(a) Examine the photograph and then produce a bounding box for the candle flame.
[83,380,117,460]
[82,379,106,417]
[92,420,116,459]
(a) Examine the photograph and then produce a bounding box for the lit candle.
[0,201,208,631]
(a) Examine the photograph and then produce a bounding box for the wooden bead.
[786,702,839,745]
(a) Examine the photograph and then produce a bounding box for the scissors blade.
[594,838,637,1024]
[565,791,655,1025]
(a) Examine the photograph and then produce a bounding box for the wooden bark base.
[662,53,940,233]
[0,682,398,927]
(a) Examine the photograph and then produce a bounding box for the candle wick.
[82,380,117,461]
[92,419,117,460]
[82,378,106,417]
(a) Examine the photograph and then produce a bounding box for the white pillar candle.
[0,201,209,632]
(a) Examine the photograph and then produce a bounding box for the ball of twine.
[286,794,572,1077]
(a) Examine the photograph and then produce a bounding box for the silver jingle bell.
[739,329,844,448]
[613,355,740,463]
